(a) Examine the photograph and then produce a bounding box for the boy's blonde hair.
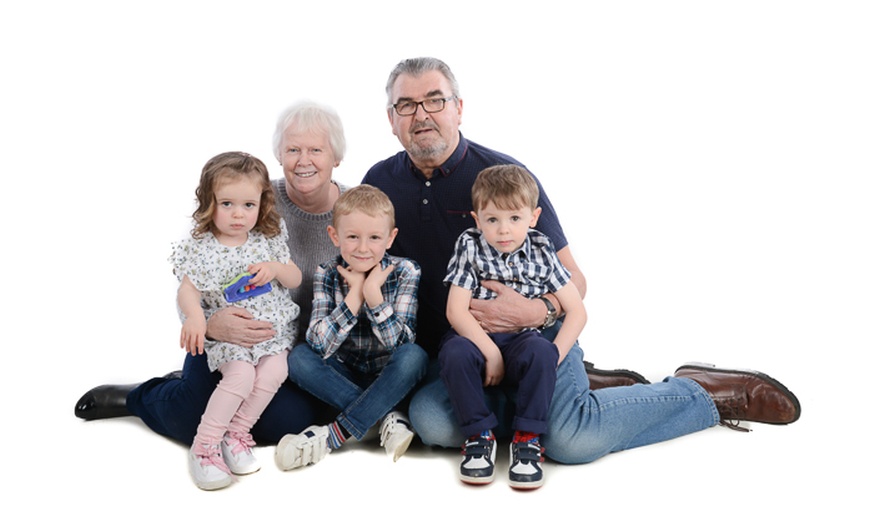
[471,164,539,212]
[332,184,396,229]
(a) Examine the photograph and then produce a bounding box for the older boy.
[440,165,587,489]
[275,185,428,470]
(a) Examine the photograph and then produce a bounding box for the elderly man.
[360,57,799,481]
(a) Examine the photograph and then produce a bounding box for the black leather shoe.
[74,370,183,421]
[74,383,137,420]
[584,361,650,390]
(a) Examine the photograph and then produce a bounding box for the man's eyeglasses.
[392,96,457,116]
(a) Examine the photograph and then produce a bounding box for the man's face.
[387,70,463,173]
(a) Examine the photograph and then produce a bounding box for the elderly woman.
[75,101,349,445]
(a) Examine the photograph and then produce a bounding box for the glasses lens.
[395,101,416,115]
[422,98,446,113]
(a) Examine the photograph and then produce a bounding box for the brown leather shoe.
[674,363,801,430]
[584,361,649,389]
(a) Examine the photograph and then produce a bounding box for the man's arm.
[550,281,587,364]
[470,245,586,332]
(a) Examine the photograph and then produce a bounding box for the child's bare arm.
[178,276,207,355]
[551,281,587,364]
[446,285,504,386]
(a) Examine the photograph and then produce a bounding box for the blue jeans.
[127,352,330,445]
[409,325,720,464]
[288,342,428,440]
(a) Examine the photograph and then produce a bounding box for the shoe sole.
[385,432,414,462]
[584,361,650,384]
[676,362,801,423]
[228,463,261,475]
[460,474,495,485]
[194,476,232,491]
[508,478,544,490]
[275,434,308,471]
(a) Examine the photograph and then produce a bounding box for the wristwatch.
[539,296,557,329]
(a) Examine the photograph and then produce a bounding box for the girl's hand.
[247,262,277,287]
[181,316,207,355]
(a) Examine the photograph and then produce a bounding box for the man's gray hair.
[385,57,461,107]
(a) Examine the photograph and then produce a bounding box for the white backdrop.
[3,1,867,522]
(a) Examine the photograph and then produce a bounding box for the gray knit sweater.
[271,178,346,329]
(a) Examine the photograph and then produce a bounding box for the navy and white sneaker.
[508,438,544,490]
[459,430,496,485]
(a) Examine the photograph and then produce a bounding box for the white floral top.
[169,220,300,372]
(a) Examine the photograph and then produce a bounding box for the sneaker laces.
[225,432,256,456]
[194,443,232,476]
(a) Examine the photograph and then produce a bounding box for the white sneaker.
[189,442,232,491]
[275,425,331,471]
[221,432,260,475]
[379,411,414,462]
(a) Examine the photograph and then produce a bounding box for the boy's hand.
[483,350,505,387]
[336,265,367,291]
[247,262,277,287]
[364,264,394,295]
[181,316,207,355]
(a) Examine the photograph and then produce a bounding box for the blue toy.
[223,272,272,303]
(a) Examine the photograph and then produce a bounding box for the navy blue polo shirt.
[362,133,568,354]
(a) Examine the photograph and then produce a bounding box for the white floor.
[5,2,867,522]
[58,357,840,523]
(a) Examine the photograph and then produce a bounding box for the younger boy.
[440,164,587,489]
[275,184,428,469]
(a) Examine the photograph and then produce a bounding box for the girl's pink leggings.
[193,351,288,446]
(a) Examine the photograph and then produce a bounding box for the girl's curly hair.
[192,151,281,239]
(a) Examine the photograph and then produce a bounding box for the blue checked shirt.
[306,253,420,374]
[444,228,572,306]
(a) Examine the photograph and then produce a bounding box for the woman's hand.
[206,307,275,348]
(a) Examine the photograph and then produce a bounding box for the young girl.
[171,151,302,490]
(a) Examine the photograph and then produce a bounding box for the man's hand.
[206,307,275,348]
[469,281,546,333]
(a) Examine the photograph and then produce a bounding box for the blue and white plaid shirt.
[444,228,572,304]
[306,253,420,374]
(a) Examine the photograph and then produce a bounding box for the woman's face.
[279,126,339,200]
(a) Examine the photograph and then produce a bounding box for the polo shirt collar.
[406,133,469,179]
